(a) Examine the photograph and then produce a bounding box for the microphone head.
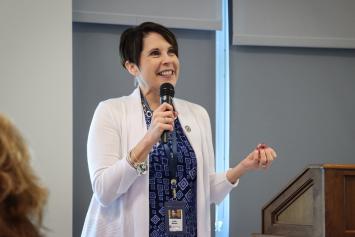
[160,83,175,98]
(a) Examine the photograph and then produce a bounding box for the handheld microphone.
[160,83,175,143]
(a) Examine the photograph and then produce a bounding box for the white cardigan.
[81,88,238,237]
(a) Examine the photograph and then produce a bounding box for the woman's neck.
[140,87,160,111]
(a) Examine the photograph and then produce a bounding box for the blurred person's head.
[0,114,48,237]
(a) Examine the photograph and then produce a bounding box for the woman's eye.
[168,48,177,55]
[150,50,160,56]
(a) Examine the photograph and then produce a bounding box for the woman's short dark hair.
[119,22,179,69]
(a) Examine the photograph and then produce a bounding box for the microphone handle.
[161,130,169,143]
[161,95,173,143]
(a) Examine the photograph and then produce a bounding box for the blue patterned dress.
[141,97,198,237]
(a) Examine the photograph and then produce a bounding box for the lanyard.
[140,90,179,199]
[163,131,178,200]
[163,132,177,176]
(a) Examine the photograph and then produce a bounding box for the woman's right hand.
[145,103,177,145]
[129,103,176,164]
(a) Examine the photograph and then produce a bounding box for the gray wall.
[73,0,222,30]
[0,1,72,236]
[229,46,355,236]
[233,0,355,48]
[73,23,215,236]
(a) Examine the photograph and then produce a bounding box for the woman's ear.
[125,61,139,77]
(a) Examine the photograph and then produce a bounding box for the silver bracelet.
[126,149,148,175]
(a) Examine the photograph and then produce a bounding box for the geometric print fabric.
[142,103,198,237]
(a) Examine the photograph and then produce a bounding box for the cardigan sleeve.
[200,107,239,204]
[87,101,140,207]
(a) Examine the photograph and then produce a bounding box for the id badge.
[165,200,186,235]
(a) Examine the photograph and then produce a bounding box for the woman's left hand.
[226,144,277,184]
[240,144,277,171]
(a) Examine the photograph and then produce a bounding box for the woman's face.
[135,32,180,96]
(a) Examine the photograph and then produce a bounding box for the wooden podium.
[253,164,355,237]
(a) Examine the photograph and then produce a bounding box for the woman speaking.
[81,22,277,237]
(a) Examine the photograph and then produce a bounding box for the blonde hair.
[0,114,48,237]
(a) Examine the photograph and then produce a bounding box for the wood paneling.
[325,169,355,237]
[260,164,355,237]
